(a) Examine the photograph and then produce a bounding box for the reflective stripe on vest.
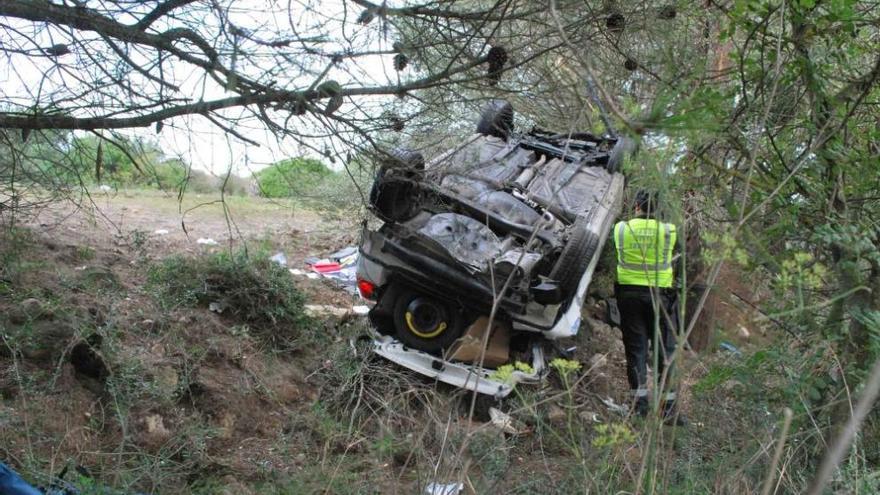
[614,218,676,288]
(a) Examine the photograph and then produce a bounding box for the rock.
[578,410,601,423]
[589,354,608,369]
[547,404,567,426]
[138,414,172,451]
[21,298,47,316]
[145,414,170,436]
[8,298,52,323]
[20,321,76,362]
[215,411,236,439]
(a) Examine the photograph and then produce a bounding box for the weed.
[467,430,510,483]
[76,245,96,261]
[147,250,311,346]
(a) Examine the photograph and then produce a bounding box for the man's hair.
[634,190,657,214]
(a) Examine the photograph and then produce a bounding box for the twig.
[806,356,880,495]
[760,408,793,495]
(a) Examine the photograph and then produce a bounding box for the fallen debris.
[304,305,349,317]
[425,482,463,495]
[154,229,169,235]
[304,245,359,294]
[719,341,742,357]
[304,304,371,318]
[489,407,526,435]
[196,238,218,246]
[269,252,287,266]
[601,397,629,416]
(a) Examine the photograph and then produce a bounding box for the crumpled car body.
[357,102,626,396]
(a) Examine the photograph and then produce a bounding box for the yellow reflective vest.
[613,217,676,288]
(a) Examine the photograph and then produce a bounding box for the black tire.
[476,100,514,140]
[368,148,424,223]
[391,286,466,354]
[382,148,425,172]
[549,216,599,297]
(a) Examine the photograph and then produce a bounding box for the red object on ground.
[312,261,342,273]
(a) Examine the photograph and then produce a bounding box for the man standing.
[612,191,685,425]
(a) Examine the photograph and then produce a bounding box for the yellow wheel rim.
[405,311,447,338]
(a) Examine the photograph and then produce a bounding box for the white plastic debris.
[154,229,169,235]
[196,238,218,246]
[601,397,629,416]
[425,482,463,495]
[489,407,520,435]
[269,252,287,266]
[306,272,319,279]
[579,410,602,423]
[289,268,305,276]
[352,305,370,315]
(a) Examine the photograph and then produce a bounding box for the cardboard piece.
[447,316,510,368]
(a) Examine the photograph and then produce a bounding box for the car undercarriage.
[356,100,626,394]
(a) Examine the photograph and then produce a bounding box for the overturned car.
[357,101,626,396]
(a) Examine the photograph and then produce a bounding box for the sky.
[0,0,402,177]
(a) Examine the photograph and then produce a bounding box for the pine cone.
[486,46,508,86]
[357,8,375,25]
[389,115,405,132]
[393,53,408,71]
[44,44,70,57]
[606,12,626,33]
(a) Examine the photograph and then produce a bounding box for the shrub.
[255,157,332,198]
[147,250,310,345]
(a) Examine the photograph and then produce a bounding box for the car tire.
[391,285,466,354]
[368,148,424,223]
[476,100,514,140]
[549,216,599,297]
[383,148,425,171]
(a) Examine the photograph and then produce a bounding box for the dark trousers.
[615,285,678,395]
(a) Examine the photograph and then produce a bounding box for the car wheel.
[476,100,514,140]
[383,148,425,171]
[549,216,599,298]
[368,148,424,223]
[392,286,465,353]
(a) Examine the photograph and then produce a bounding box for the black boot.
[633,396,649,418]
[662,400,688,426]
